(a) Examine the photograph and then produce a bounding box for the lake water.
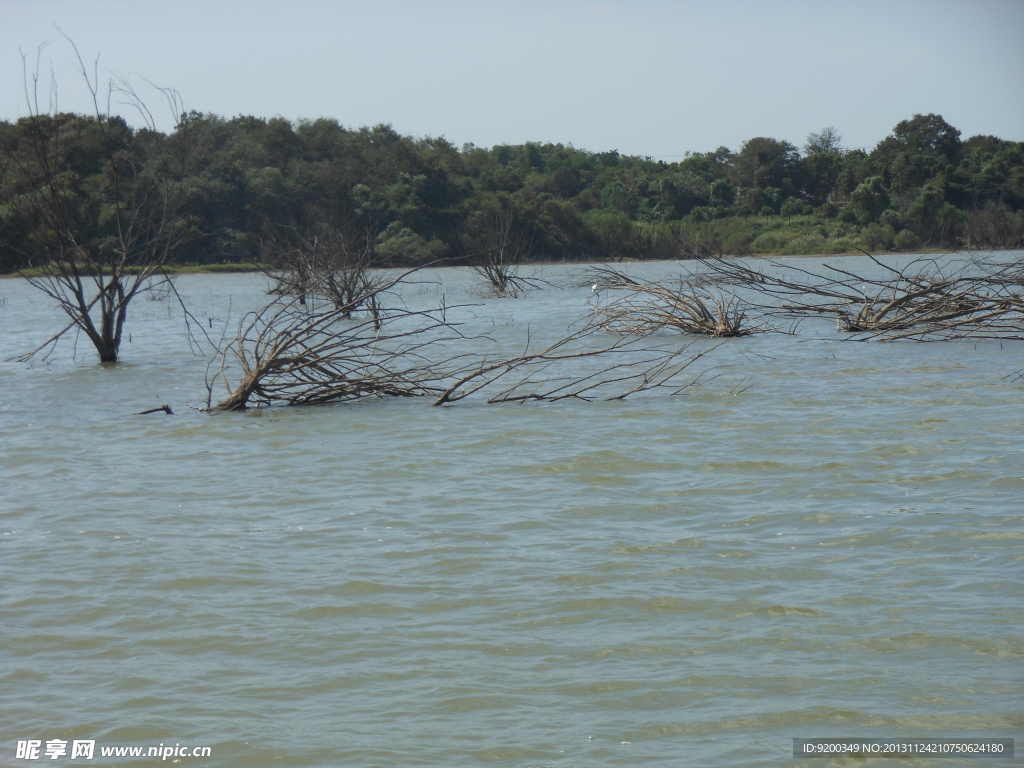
[2,256,1022,767]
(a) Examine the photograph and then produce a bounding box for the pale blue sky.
[2,0,1022,157]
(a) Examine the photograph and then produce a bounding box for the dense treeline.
[2,111,1023,273]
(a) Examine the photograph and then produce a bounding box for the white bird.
[591,284,597,292]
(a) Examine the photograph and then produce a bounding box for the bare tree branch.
[470,198,547,297]
[207,274,723,411]
[584,266,765,337]
[690,252,1024,341]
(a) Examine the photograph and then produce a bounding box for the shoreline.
[0,248,969,279]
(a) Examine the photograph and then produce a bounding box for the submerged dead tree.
[207,278,720,411]
[3,43,198,363]
[432,327,717,405]
[586,266,757,337]
[469,197,543,297]
[207,302,451,411]
[264,217,383,324]
[694,253,1024,341]
[208,268,435,410]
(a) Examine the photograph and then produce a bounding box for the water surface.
[2,256,1022,766]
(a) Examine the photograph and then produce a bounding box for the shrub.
[839,206,859,223]
[783,233,827,253]
[780,197,804,217]
[893,229,922,251]
[879,209,903,230]
[860,223,895,251]
[822,238,856,254]
[376,224,448,264]
[721,233,752,256]
[751,232,785,252]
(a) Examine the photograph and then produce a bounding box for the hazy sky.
[3,0,1022,157]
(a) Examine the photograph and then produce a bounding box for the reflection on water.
[2,256,1022,767]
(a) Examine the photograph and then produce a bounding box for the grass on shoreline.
[4,263,269,278]
[3,211,963,280]
[0,248,951,278]
[671,213,943,258]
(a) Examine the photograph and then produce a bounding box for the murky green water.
[2,256,1022,767]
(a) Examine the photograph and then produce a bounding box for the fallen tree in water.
[205,281,720,411]
[586,266,758,337]
[431,326,718,405]
[693,252,1024,341]
[205,268,443,410]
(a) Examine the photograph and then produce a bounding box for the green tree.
[870,113,961,196]
[586,209,634,260]
[804,127,843,155]
[731,138,802,197]
[847,176,890,223]
[802,150,844,207]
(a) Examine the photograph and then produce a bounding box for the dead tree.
[470,199,542,298]
[695,252,1024,341]
[208,266,438,410]
[207,278,721,411]
[207,302,454,411]
[3,43,197,363]
[264,218,384,326]
[586,266,755,337]
[433,327,719,405]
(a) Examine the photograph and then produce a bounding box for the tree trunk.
[97,344,119,363]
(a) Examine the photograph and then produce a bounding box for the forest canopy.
[2,111,1023,274]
